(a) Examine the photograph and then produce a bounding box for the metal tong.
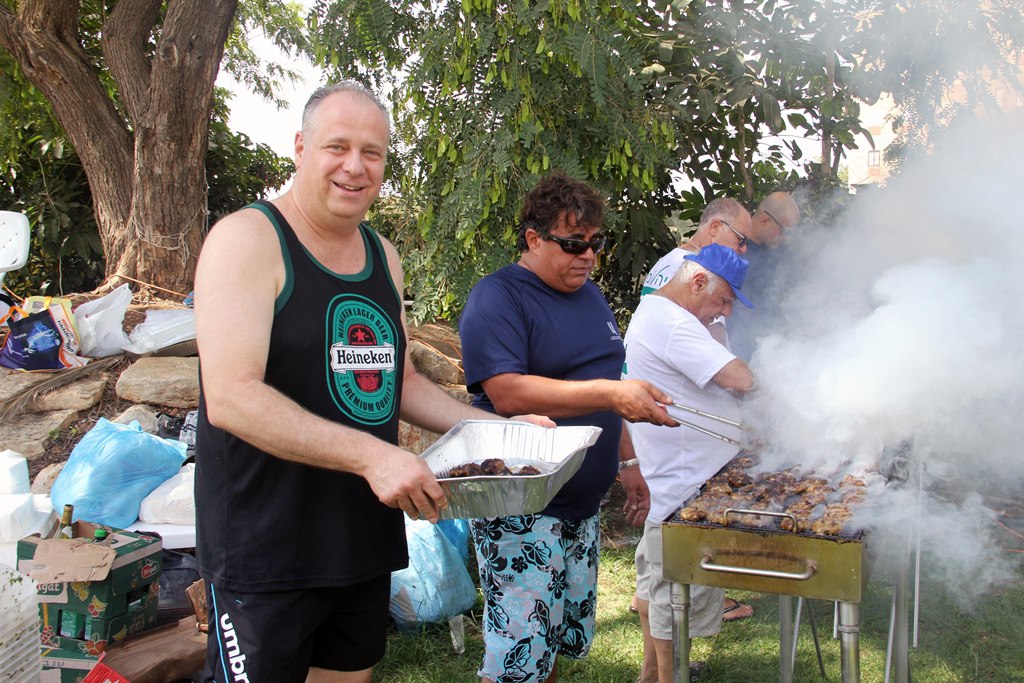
[666,402,742,447]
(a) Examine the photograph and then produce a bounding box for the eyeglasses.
[719,219,749,249]
[762,209,785,232]
[535,228,607,255]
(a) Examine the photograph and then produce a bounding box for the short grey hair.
[301,81,391,138]
[698,197,746,229]
[674,258,726,293]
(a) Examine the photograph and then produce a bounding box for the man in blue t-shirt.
[459,172,678,683]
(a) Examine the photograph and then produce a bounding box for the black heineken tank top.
[195,200,408,592]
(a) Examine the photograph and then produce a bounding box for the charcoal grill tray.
[662,508,867,603]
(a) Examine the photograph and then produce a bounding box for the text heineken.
[330,344,396,373]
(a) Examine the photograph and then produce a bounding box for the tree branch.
[102,0,162,125]
[1,0,136,268]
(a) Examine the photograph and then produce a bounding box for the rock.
[32,462,65,494]
[112,404,161,434]
[399,422,441,455]
[409,339,464,386]
[408,322,462,358]
[28,373,108,412]
[116,357,199,408]
[397,385,472,454]
[0,369,48,403]
[0,409,79,459]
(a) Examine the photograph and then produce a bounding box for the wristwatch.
[618,457,640,471]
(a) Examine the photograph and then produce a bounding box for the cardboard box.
[39,583,160,652]
[18,521,162,618]
[39,646,99,683]
[36,600,159,680]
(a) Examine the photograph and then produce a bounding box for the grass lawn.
[375,500,1024,682]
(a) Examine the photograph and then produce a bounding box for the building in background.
[846,51,1024,192]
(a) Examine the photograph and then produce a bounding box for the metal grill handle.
[723,507,799,528]
[699,552,817,581]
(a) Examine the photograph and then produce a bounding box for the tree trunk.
[0,0,238,295]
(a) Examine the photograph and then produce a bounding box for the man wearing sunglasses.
[459,171,679,683]
[640,197,752,298]
[728,191,801,360]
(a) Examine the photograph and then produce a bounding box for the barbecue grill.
[659,451,914,683]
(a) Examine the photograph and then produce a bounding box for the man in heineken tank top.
[193,81,552,683]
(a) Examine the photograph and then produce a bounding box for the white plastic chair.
[0,211,30,287]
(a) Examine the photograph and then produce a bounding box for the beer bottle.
[54,504,74,540]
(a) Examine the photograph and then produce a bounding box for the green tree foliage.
[312,0,681,321]
[654,0,869,214]
[0,50,103,294]
[310,0,1024,323]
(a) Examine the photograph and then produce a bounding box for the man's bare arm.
[195,211,448,521]
[710,358,754,393]
[480,373,678,426]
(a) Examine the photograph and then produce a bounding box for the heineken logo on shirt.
[326,294,398,425]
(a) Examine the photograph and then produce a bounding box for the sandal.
[634,661,708,683]
[723,597,754,621]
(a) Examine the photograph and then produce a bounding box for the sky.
[216,40,324,161]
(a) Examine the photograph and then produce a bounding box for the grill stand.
[670,583,863,683]
[884,534,912,683]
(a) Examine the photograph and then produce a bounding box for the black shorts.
[200,575,391,682]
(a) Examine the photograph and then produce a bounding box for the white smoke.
[742,118,1024,602]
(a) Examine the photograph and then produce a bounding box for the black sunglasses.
[720,219,749,248]
[535,228,607,255]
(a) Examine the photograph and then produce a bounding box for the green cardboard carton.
[18,521,162,618]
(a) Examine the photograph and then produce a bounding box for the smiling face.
[522,211,603,293]
[293,91,389,229]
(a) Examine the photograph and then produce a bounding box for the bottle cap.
[93,528,108,541]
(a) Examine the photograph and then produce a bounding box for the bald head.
[750,191,800,247]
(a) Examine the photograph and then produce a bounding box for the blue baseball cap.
[683,244,754,309]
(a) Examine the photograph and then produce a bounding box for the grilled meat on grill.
[675,454,869,537]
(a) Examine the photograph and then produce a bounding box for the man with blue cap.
[622,243,756,683]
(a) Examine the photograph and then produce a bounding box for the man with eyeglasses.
[728,191,801,360]
[459,171,680,683]
[748,191,800,248]
[641,197,752,298]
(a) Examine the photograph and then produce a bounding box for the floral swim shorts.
[470,513,601,683]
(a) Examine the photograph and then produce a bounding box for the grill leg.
[892,551,911,683]
[838,601,861,683]
[670,582,691,683]
[779,595,795,683]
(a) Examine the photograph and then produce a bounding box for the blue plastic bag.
[389,518,476,631]
[436,518,471,564]
[50,418,187,528]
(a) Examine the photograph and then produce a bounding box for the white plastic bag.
[73,283,132,357]
[138,463,195,525]
[125,308,195,354]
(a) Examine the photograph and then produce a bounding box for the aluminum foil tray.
[421,420,602,519]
